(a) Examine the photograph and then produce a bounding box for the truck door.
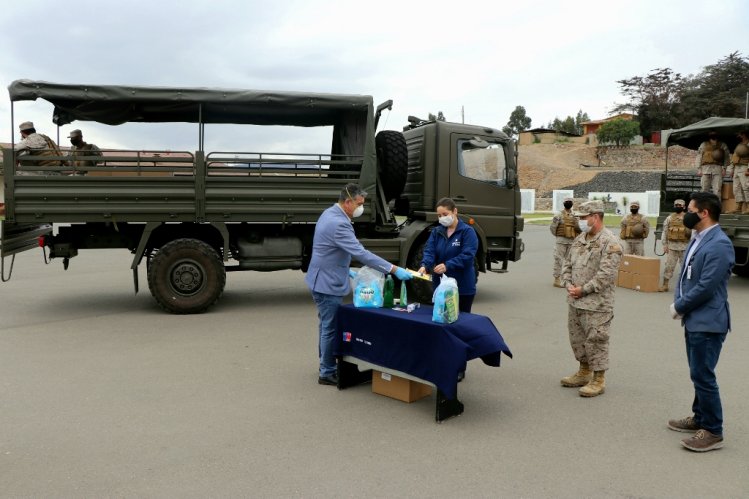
[448,136,518,238]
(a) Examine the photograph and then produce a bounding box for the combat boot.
[658,278,669,292]
[726,201,742,214]
[560,362,592,387]
[553,277,563,288]
[743,202,749,215]
[579,370,606,397]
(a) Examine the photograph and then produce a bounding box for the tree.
[502,105,532,137]
[596,119,640,147]
[428,111,446,121]
[547,111,588,135]
[612,67,684,138]
[575,110,590,135]
[680,52,749,122]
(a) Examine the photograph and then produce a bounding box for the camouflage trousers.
[567,306,612,371]
[733,166,749,202]
[700,166,723,195]
[663,248,685,280]
[623,239,644,256]
[552,241,573,278]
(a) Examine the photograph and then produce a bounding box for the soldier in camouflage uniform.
[659,199,691,292]
[549,196,581,287]
[560,200,622,397]
[13,121,63,176]
[696,131,730,195]
[725,130,749,214]
[619,200,649,255]
[66,129,102,176]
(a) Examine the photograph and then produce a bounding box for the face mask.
[70,138,82,147]
[630,208,638,214]
[438,215,454,227]
[352,205,364,218]
[683,212,701,229]
[674,206,684,213]
[563,202,573,210]
[578,220,591,233]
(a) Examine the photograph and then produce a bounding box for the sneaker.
[667,416,699,433]
[681,429,724,452]
[318,374,338,386]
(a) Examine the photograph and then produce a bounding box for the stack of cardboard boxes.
[722,182,736,213]
[617,255,661,292]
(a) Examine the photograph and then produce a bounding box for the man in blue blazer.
[668,191,734,452]
[305,183,413,386]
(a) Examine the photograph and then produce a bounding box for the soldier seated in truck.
[13,121,65,175]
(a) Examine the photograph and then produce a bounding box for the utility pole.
[745,91,748,119]
[461,106,465,124]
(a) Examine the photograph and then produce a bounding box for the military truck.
[2,80,523,313]
[656,117,749,275]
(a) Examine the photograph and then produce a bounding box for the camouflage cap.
[573,200,604,216]
[674,199,685,207]
[19,121,34,131]
[67,129,82,138]
[630,200,640,207]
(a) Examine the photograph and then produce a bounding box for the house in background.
[580,113,636,135]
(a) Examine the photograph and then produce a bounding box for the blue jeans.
[685,330,727,435]
[312,292,343,377]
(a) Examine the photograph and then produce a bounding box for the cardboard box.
[620,255,660,276]
[631,272,660,292]
[722,198,737,214]
[722,183,734,200]
[617,270,634,289]
[372,370,432,403]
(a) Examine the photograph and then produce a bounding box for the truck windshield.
[458,140,507,186]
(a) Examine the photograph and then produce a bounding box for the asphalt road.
[1,225,747,498]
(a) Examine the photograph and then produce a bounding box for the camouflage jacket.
[562,228,622,312]
[67,142,102,174]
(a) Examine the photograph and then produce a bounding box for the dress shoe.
[318,374,338,386]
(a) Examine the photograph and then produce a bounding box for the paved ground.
[1,225,748,497]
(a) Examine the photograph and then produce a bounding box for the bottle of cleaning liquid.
[400,281,408,307]
[383,274,394,308]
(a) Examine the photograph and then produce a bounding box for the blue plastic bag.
[432,275,459,323]
[352,266,385,308]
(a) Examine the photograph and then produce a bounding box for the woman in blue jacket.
[418,197,479,313]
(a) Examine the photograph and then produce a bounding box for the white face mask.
[352,205,364,218]
[578,219,592,233]
[438,215,454,227]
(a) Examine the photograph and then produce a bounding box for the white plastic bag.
[352,266,385,308]
[432,275,459,323]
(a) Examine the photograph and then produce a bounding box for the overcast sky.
[1,0,746,152]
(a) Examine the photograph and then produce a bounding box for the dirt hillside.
[518,143,696,196]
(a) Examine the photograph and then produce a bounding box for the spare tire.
[376,130,408,201]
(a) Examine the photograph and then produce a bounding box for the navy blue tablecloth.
[334,305,512,399]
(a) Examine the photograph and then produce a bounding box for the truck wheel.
[147,238,226,314]
[732,264,749,277]
[376,130,408,201]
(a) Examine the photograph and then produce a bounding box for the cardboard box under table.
[334,305,512,422]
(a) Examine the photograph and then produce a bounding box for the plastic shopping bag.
[352,266,385,308]
[432,275,459,323]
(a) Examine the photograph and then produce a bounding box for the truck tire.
[147,238,226,314]
[732,263,749,277]
[376,130,408,201]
